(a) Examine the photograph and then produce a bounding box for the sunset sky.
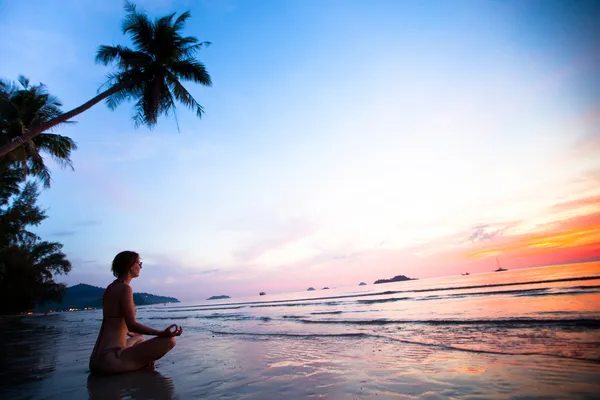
[1,0,598,301]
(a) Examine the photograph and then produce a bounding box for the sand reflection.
[0,316,59,397]
[87,371,175,400]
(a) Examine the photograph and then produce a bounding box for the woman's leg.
[126,335,145,348]
[117,336,176,372]
[126,336,155,370]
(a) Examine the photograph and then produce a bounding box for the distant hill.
[36,283,179,312]
[207,295,230,300]
[374,275,415,284]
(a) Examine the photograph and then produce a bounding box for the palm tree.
[0,76,78,187]
[0,1,212,158]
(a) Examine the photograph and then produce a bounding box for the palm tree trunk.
[0,85,123,158]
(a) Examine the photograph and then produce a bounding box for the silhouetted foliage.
[0,76,77,187]
[0,171,71,314]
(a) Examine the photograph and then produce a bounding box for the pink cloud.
[232,218,316,263]
[550,194,600,212]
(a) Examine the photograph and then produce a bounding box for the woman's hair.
[111,251,139,278]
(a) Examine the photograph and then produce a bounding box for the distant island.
[359,282,367,286]
[207,295,230,300]
[36,283,179,312]
[374,275,415,284]
[307,287,315,291]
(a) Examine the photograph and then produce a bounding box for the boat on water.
[494,256,507,272]
[461,272,470,276]
[259,292,266,296]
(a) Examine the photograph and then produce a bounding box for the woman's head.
[111,251,142,279]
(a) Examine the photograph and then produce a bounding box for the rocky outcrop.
[207,295,231,300]
[373,275,414,284]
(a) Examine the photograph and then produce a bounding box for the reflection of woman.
[89,251,183,374]
[87,370,175,399]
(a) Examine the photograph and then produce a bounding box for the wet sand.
[1,313,599,399]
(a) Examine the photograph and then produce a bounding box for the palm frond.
[23,141,51,188]
[175,36,199,48]
[131,96,149,128]
[96,45,124,65]
[157,12,177,29]
[17,75,30,89]
[173,11,191,31]
[166,72,204,119]
[157,80,176,115]
[144,78,159,126]
[0,78,13,94]
[176,41,211,59]
[96,44,150,69]
[155,81,179,130]
[99,71,131,92]
[101,70,146,109]
[34,133,77,170]
[169,59,212,86]
[105,87,134,110]
[123,0,136,13]
[39,93,63,109]
[122,5,154,53]
[30,95,63,129]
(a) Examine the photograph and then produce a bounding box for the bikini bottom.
[89,346,123,375]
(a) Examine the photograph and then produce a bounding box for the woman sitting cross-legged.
[89,251,182,374]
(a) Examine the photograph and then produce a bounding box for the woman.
[89,251,182,374]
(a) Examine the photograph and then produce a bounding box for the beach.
[1,262,599,399]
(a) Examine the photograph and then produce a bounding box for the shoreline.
[2,312,599,399]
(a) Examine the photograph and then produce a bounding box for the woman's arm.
[120,285,163,336]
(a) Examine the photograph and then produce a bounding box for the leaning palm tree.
[0,76,78,187]
[0,1,211,158]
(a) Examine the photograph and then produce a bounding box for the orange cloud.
[466,204,600,266]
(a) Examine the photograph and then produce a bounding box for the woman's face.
[130,257,143,278]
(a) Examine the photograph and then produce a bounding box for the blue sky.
[1,0,598,301]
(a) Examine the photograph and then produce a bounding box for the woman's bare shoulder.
[105,282,132,298]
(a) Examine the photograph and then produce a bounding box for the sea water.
[1,262,599,399]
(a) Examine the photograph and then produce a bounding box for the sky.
[0,0,599,301]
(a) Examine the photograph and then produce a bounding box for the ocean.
[1,262,599,399]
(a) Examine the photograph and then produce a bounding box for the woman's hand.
[158,324,183,337]
[127,331,142,337]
